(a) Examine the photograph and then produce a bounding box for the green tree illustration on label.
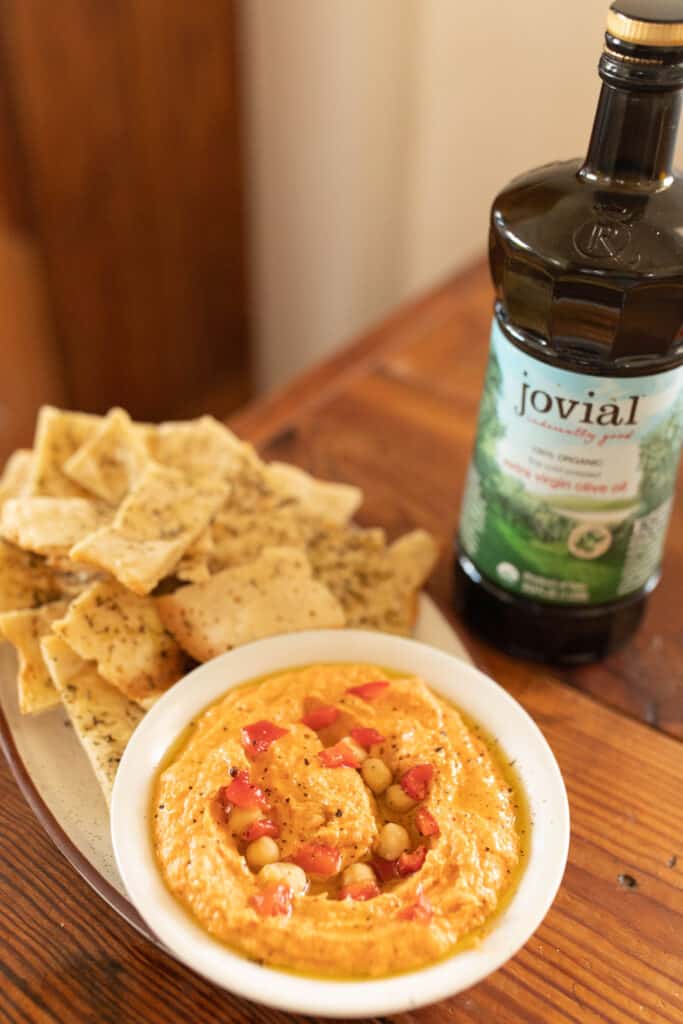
[459,321,683,605]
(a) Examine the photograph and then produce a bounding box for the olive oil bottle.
[455,1,683,664]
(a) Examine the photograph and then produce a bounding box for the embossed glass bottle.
[454,1,683,663]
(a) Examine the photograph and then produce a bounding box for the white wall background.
[239,1,683,393]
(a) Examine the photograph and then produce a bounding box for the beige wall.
[240,1,683,392]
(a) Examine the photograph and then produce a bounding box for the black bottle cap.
[608,1,683,48]
[602,1,683,87]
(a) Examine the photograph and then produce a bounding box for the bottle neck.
[581,82,682,188]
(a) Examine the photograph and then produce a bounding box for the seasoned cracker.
[264,462,362,524]
[27,406,101,497]
[0,450,33,509]
[41,635,144,805]
[70,463,229,594]
[157,546,345,662]
[0,539,60,613]
[307,526,438,635]
[1,497,112,559]
[151,415,258,480]
[0,600,70,714]
[53,579,186,707]
[64,407,149,503]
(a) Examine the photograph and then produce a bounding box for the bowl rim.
[111,629,570,1018]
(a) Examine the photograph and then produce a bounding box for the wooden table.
[1,262,681,1023]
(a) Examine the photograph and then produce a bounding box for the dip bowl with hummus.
[111,629,569,1017]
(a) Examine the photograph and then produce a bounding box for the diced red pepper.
[398,888,433,922]
[291,842,342,877]
[242,818,280,842]
[370,855,400,883]
[241,720,289,760]
[346,680,390,701]
[338,881,380,902]
[415,807,440,837]
[319,740,362,769]
[301,705,340,730]
[349,726,385,749]
[249,882,293,918]
[222,769,270,810]
[398,845,427,876]
[400,763,434,801]
[215,786,233,812]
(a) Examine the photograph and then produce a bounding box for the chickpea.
[229,806,262,836]
[385,783,417,813]
[259,862,309,895]
[343,737,368,764]
[376,822,410,860]
[342,862,377,887]
[361,757,392,794]
[245,836,280,871]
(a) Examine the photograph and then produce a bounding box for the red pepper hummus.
[153,664,522,978]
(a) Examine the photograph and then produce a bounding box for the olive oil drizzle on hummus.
[152,663,527,979]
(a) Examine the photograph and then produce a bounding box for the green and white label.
[459,320,683,605]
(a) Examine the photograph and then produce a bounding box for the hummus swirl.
[154,663,522,978]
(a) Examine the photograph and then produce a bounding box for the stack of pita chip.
[0,406,438,805]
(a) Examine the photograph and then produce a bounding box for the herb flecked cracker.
[27,406,101,497]
[52,579,186,707]
[264,461,362,524]
[151,415,258,480]
[41,634,144,806]
[175,460,350,581]
[157,546,346,662]
[63,407,150,503]
[0,450,33,509]
[0,600,70,714]
[307,526,438,635]
[1,497,112,559]
[70,463,229,595]
[0,540,60,613]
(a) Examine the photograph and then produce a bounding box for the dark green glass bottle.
[455,1,683,664]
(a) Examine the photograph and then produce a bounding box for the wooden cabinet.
[0,0,250,463]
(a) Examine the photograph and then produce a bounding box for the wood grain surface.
[1,262,682,1023]
[0,0,250,426]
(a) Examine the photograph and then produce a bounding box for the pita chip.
[157,546,345,662]
[70,463,229,594]
[53,579,186,707]
[41,635,144,805]
[264,462,362,524]
[27,406,101,497]
[307,526,438,635]
[0,450,33,509]
[1,497,112,559]
[0,539,60,613]
[151,415,259,481]
[63,407,149,503]
[0,600,70,714]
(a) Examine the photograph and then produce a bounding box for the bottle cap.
[607,1,683,48]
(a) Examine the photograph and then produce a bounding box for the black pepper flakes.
[667,854,678,868]
[617,873,638,889]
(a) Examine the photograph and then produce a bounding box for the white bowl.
[111,630,570,1017]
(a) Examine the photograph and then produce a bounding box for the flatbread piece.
[27,406,101,497]
[1,497,112,559]
[53,579,186,707]
[41,635,144,805]
[63,407,149,503]
[157,546,346,662]
[0,600,70,713]
[70,463,229,594]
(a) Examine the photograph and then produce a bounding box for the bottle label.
[459,319,683,605]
